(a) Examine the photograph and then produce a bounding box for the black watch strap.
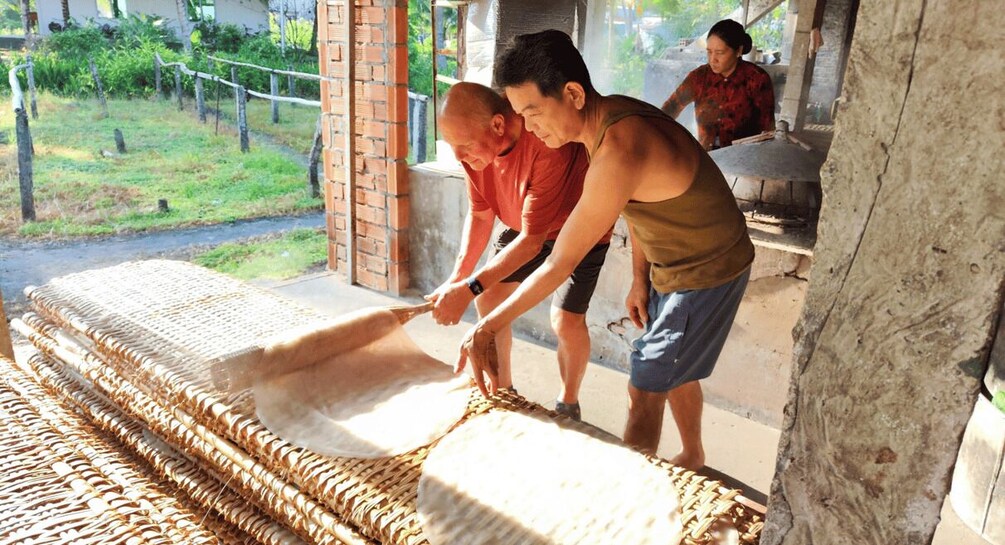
[466,276,484,296]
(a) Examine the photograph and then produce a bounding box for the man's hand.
[425,281,475,326]
[456,323,500,397]
[625,281,650,329]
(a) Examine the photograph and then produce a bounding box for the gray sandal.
[555,400,581,422]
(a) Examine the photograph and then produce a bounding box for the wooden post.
[195,76,206,123]
[154,56,163,99]
[89,57,109,118]
[0,288,13,360]
[308,116,322,198]
[270,73,280,124]
[236,86,249,152]
[114,129,126,153]
[26,54,37,120]
[174,66,183,110]
[287,65,296,98]
[231,66,239,87]
[207,57,215,72]
[412,95,428,163]
[15,107,35,222]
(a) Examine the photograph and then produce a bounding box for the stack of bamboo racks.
[7,260,763,545]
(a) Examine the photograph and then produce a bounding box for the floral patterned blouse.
[661,60,775,149]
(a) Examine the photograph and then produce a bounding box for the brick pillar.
[319,0,410,294]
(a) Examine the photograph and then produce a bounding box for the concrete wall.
[36,0,267,36]
[462,0,577,87]
[409,163,809,427]
[37,0,107,33]
[216,0,270,33]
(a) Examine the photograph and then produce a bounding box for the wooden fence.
[8,62,35,222]
[4,54,432,226]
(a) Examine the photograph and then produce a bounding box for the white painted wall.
[37,0,106,34]
[36,0,268,36]
[216,0,269,33]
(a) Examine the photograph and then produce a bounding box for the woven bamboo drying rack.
[0,355,271,545]
[18,260,763,545]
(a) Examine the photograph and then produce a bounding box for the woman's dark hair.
[708,19,753,54]
[494,29,595,98]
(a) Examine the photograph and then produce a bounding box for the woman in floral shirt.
[661,19,776,150]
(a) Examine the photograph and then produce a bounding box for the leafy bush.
[191,21,246,54]
[42,25,110,58]
[114,14,183,52]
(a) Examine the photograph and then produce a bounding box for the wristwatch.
[466,276,484,296]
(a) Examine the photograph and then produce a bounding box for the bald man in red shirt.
[426,82,611,421]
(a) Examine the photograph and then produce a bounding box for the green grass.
[0,94,321,238]
[193,227,327,281]
[213,97,321,155]
[994,391,1005,415]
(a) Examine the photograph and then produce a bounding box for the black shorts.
[493,228,609,315]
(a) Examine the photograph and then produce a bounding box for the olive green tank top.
[591,97,754,293]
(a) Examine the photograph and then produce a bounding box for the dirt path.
[0,212,324,316]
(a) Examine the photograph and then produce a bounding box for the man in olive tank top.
[455,30,753,470]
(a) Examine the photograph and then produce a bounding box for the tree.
[174,0,191,51]
[60,0,69,26]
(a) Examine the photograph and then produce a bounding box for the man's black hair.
[494,29,594,98]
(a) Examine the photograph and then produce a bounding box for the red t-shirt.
[662,60,775,149]
[465,123,610,243]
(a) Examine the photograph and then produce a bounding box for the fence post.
[195,76,206,123]
[0,288,13,360]
[308,116,322,198]
[270,72,280,124]
[26,54,37,120]
[15,106,35,222]
[114,128,126,153]
[287,64,296,98]
[412,95,428,163]
[154,56,162,99]
[231,66,239,88]
[174,66,184,110]
[88,57,109,118]
[236,86,249,152]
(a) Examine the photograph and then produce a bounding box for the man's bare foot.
[669,450,705,471]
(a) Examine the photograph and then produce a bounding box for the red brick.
[362,121,386,139]
[328,180,344,200]
[363,156,387,175]
[388,85,408,124]
[355,100,376,120]
[318,43,331,76]
[362,82,387,102]
[388,229,409,262]
[323,148,341,169]
[365,254,388,275]
[356,268,388,292]
[329,4,343,24]
[355,172,375,189]
[388,160,409,194]
[387,122,407,159]
[330,43,343,62]
[387,7,407,44]
[354,65,372,82]
[387,195,409,230]
[371,174,388,193]
[358,188,386,208]
[321,114,333,148]
[388,262,409,295]
[373,102,388,120]
[360,7,385,25]
[361,45,385,64]
[392,45,408,86]
[327,241,338,270]
[325,212,338,235]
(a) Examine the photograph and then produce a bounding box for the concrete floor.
[264,271,982,544]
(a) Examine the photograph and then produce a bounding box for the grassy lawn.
[0,94,321,238]
[213,96,321,155]
[193,227,327,281]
